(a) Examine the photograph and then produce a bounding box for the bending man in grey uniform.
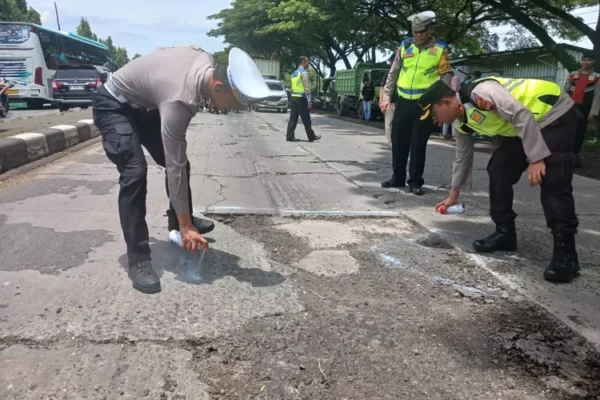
[419,78,580,283]
[92,46,270,294]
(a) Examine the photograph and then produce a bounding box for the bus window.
[38,29,67,69]
[38,28,111,69]
[0,24,30,45]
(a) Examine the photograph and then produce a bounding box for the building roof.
[451,44,590,69]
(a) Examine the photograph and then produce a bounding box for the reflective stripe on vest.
[291,68,305,98]
[456,77,561,137]
[396,41,445,100]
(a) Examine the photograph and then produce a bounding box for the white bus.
[0,22,113,109]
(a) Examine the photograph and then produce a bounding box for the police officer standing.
[93,46,270,294]
[419,77,580,283]
[286,56,321,142]
[380,11,453,195]
[379,53,397,149]
[564,50,600,168]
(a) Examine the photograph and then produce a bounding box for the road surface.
[0,110,599,399]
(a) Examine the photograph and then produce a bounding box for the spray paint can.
[169,230,182,246]
[438,203,466,215]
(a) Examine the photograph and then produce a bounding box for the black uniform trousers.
[92,85,193,266]
[286,97,316,141]
[488,107,579,235]
[391,97,435,188]
[573,103,591,155]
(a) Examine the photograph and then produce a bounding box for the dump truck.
[333,62,389,119]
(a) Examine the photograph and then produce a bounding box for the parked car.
[52,65,102,112]
[253,79,288,113]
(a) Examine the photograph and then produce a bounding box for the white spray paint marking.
[376,252,407,269]
[196,206,401,217]
[369,243,497,297]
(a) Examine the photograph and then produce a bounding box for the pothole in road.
[204,214,600,399]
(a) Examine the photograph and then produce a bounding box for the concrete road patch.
[296,250,360,276]
[0,343,210,400]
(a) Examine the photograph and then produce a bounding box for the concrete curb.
[0,119,99,174]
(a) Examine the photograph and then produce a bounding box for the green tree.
[212,45,233,67]
[0,0,41,24]
[74,19,131,68]
[208,0,359,77]
[75,17,98,41]
[478,0,599,70]
[132,53,142,60]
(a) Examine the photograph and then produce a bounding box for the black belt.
[103,78,146,110]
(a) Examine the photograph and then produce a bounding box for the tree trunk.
[371,47,376,63]
[528,0,597,49]
[596,11,600,67]
[482,0,579,72]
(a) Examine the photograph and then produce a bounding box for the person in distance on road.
[286,56,321,142]
[92,46,270,294]
[564,50,600,168]
[379,11,454,196]
[418,77,580,283]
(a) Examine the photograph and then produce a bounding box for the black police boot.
[408,186,424,196]
[473,222,517,253]
[128,261,161,294]
[166,209,215,234]
[544,234,580,283]
[381,177,406,188]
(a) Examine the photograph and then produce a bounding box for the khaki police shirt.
[301,71,312,102]
[110,45,215,215]
[451,80,575,191]
[383,38,453,102]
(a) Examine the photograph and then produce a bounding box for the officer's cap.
[227,47,271,105]
[582,50,596,60]
[408,11,436,32]
[418,80,455,120]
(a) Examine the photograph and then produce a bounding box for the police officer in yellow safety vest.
[418,78,580,283]
[380,11,453,196]
[286,56,321,142]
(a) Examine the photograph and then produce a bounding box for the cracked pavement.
[0,111,599,399]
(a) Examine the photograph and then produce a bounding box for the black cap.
[582,50,596,60]
[418,80,455,120]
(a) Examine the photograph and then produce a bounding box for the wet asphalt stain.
[0,214,114,274]
[116,237,286,287]
[0,178,117,203]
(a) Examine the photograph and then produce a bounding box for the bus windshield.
[36,28,112,70]
[0,24,30,45]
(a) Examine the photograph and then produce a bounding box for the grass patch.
[583,136,600,151]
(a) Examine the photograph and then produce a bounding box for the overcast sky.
[29,0,598,66]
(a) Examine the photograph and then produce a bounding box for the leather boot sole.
[472,240,517,253]
[544,265,581,283]
[132,281,162,294]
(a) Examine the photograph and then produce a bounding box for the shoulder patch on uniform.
[473,94,496,112]
[471,110,486,124]
[435,39,448,48]
[401,38,414,47]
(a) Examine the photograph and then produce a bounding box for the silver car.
[254,79,288,113]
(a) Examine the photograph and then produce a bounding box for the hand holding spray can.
[438,203,466,215]
[169,230,209,251]
[169,230,208,277]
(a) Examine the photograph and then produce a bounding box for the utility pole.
[54,2,61,31]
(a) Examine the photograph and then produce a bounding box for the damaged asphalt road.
[1,112,599,399]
